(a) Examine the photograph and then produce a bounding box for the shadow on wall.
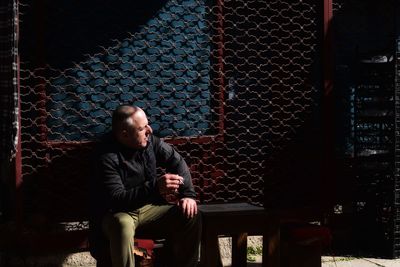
[260,0,325,213]
[263,117,326,212]
[20,0,213,141]
[21,0,169,68]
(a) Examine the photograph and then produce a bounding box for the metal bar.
[322,0,335,207]
[14,0,22,229]
[217,0,225,139]
[323,0,333,96]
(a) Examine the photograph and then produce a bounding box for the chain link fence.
[18,0,323,231]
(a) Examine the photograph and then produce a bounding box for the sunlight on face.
[125,109,153,149]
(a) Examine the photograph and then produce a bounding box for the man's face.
[124,110,153,149]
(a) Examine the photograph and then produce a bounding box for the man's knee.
[105,213,136,239]
[189,212,202,227]
[180,211,202,236]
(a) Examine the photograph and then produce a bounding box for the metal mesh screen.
[332,0,400,258]
[395,37,400,258]
[19,0,322,227]
[0,0,18,162]
[0,0,18,223]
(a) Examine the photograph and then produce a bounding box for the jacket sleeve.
[152,135,197,199]
[96,154,158,212]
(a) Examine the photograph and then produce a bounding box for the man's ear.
[121,129,128,138]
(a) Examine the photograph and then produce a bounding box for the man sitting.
[89,105,202,267]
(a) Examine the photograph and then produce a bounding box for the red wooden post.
[322,0,335,206]
[14,0,22,230]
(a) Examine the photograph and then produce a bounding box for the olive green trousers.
[102,204,202,267]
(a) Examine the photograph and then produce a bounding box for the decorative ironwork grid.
[333,0,400,258]
[0,0,18,162]
[18,0,322,229]
[395,37,400,258]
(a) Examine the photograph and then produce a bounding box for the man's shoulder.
[147,134,167,152]
[95,133,120,159]
[148,134,160,145]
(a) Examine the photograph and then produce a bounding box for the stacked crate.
[350,50,397,257]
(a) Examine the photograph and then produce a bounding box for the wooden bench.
[198,202,280,267]
[198,203,331,267]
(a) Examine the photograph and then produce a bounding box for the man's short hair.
[112,105,140,134]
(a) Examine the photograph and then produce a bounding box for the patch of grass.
[322,256,356,263]
[247,246,263,262]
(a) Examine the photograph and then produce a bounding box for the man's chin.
[140,141,148,148]
[130,142,148,150]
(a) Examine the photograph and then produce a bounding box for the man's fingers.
[163,174,183,191]
[179,198,197,218]
[186,204,191,217]
[166,174,183,183]
[166,183,179,189]
[168,179,182,185]
[191,202,198,217]
[188,204,194,218]
[180,199,188,216]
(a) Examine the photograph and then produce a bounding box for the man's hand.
[179,198,198,218]
[157,173,184,195]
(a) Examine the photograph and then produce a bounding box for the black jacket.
[89,133,196,257]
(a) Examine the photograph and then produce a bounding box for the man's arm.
[151,135,197,199]
[151,135,198,218]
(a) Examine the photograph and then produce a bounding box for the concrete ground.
[220,237,400,267]
[228,256,400,267]
[5,251,400,267]
[222,256,400,267]
[57,254,400,267]
[322,257,400,267]
[4,236,400,266]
